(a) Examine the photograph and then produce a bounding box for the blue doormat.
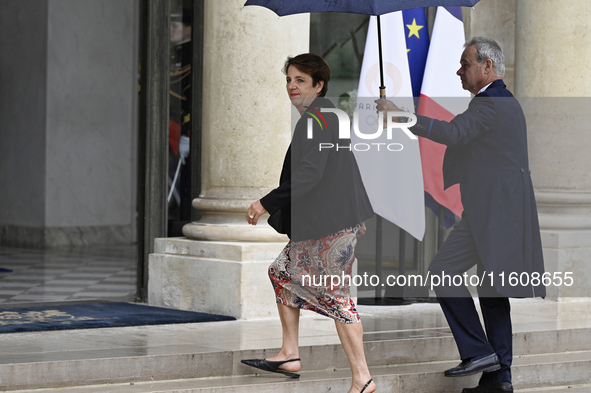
[0,302,235,333]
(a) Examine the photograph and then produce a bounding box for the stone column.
[515,0,591,298]
[465,0,517,91]
[148,1,309,319]
[183,1,308,242]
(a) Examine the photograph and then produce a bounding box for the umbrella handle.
[377,15,386,99]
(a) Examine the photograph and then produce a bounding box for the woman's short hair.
[465,36,506,77]
[283,53,331,97]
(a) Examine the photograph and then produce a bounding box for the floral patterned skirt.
[268,224,362,324]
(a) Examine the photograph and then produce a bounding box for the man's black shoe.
[462,382,514,392]
[444,353,501,377]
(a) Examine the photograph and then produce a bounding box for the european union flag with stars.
[402,8,456,228]
[402,8,430,98]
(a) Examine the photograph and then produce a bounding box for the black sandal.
[241,358,301,378]
[360,378,374,393]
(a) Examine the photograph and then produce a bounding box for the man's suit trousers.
[430,217,512,385]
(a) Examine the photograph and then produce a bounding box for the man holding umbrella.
[377,36,545,393]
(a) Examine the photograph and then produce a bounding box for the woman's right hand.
[246,200,267,226]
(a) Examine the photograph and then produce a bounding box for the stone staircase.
[2,326,591,392]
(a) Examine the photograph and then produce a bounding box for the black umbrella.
[244,0,481,98]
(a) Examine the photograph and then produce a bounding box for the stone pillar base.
[541,229,591,299]
[183,197,289,242]
[148,237,287,319]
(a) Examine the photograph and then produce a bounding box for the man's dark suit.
[410,79,545,385]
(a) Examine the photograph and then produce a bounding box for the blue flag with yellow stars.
[402,8,456,229]
[402,8,430,99]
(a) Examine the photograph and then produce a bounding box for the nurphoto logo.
[306,108,417,152]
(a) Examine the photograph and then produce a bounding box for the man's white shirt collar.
[477,82,493,95]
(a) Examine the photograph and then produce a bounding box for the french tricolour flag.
[417,6,470,218]
[353,11,425,241]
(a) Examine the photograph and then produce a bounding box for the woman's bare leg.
[335,321,377,393]
[266,303,301,372]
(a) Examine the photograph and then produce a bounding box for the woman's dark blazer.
[411,80,545,297]
[261,97,373,242]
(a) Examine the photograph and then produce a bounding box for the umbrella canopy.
[245,0,481,98]
[244,0,481,16]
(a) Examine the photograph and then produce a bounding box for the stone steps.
[6,350,591,392]
[518,386,591,392]
[1,327,590,392]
